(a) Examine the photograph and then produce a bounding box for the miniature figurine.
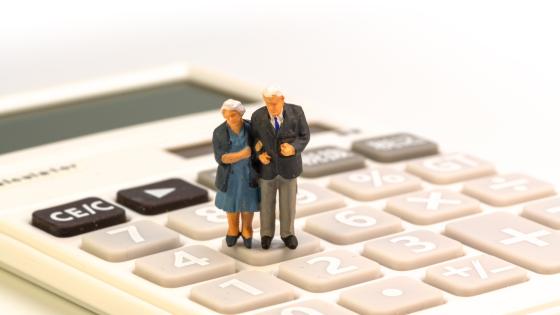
[213,99,259,249]
[251,87,310,249]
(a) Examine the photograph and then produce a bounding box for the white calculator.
[1,64,560,315]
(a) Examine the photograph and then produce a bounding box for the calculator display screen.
[0,82,256,155]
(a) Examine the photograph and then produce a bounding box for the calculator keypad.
[255,299,357,315]
[277,249,382,292]
[81,220,182,262]
[289,182,346,218]
[133,245,235,287]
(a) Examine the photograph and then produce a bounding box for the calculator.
[1,64,560,315]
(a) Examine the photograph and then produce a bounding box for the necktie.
[274,116,280,133]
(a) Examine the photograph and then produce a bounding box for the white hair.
[262,86,284,97]
[220,99,245,116]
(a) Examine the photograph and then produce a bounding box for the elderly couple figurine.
[212,87,310,250]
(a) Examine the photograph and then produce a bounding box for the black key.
[352,133,438,162]
[32,197,126,237]
[116,178,209,215]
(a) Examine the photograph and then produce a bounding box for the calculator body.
[1,64,560,315]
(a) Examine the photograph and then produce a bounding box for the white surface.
[1,1,560,313]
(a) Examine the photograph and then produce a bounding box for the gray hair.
[220,99,245,116]
[262,86,283,97]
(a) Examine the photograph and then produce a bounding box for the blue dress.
[214,126,260,212]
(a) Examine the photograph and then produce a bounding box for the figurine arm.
[291,107,310,153]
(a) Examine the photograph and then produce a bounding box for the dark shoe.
[225,232,241,247]
[261,236,272,249]
[242,234,253,249]
[281,235,298,249]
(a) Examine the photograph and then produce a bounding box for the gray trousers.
[259,175,297,238]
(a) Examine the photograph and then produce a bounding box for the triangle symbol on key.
[144,187,176,199]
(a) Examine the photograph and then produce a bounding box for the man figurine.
[251,86,310,249]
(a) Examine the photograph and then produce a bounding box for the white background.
[1,1,559,313]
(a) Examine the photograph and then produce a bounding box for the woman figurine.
[212,99,259,248]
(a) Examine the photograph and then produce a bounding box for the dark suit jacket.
[212,120,258,192]
[250,103,310,180]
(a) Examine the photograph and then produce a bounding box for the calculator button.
[385,190,481,225]
[304,206,403,245]
[196,169,216,191]
[116,178,209,215]
[220,230,321,266]
[424,254,528,296]
[81,220,181,262]
[167,203,260,241]
[462,174,555,206]
[328,167,422,201]
[363,230,464,270]
[31,197,126,237]
[406,153,496,184]
[189,270,295,314]
[133,245,235,287]
[445,212,560,274]
[255,299,357,315]
[277,249,382,292]
[522,197,560,229]
[290,182,346,218]
[338,276,445,315]
[352,133,438,163]
[301,146,366,178]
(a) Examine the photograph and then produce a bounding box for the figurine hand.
[255,140,263,152]
[280,143,295,156]
[221,154,235,164]
[258,152,271,165]
[240,146,251,158]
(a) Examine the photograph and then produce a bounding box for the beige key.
[220,230,321,266]
[278,249,382,292]
[406,153,495,184]
[190,270,295,314]
[133,245,236,287]
[288,182,346,218]
[522,197,560,229]
[445,212,560,274]
[338,276,445,315]
[462,173,555,206]
[304,206,403,245]
[167,203,260,240]
[81,220,181,262]
[424,254,528,296]
[363,230,464,270]
[328,167,422,201]
[256,299,357,315]
[385,190,481,225]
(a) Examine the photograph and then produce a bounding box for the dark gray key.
[302,146,366,178]
[196,169,217,191]
[116,178,209,215]
[352,133,438,162]
[32,197,126,237]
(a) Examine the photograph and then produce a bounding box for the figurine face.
[222,109,243,130]
[263,95,285,117]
